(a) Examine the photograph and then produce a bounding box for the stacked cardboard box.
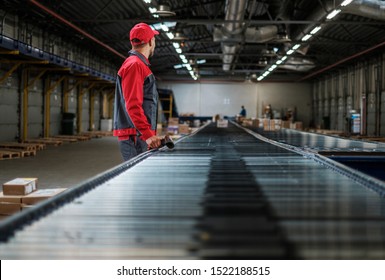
[22,188,67,205]
[167,117,179,135]
[241,118,259,128]
[0,178,66,216]
[290,121,303,130]
[217,119,228,128]
[178,124,190,134]
[263,119,281,131]
[281,121,291,129]
[2,178,38,195]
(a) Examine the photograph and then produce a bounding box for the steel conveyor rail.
[1,122,385,259]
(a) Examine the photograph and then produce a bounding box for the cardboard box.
[178,124,190,134]
[2,178,38,195]
[290,121,303,130]
[0,202,22,215]
[21,204,35,211]
[167,125,178,135]
[217,119,228,128]
[271,119,281,130]
[168,117,179,126]
[282,121,291,129]
[22,188,67,205]
[0,192,24,203]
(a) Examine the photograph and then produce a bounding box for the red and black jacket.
[113,50,158,141]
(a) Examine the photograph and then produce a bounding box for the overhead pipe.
[342,0,385,20]
[220,0,247,71]
[29,0,126,60]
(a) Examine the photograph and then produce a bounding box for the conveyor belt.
[253,128,385,153]
[1,122,385,259]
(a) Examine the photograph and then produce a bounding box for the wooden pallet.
[0,148,36,157]
[80,131,113,138]
[54,135,91,141]
[0,149,21,160]
[44,137,78,143]
[24,138,63,146]
[0,142,38,151]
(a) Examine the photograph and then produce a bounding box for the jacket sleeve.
[120,62,155,140]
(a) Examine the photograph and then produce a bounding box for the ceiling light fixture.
[310,26,322,35]
[153,4,176,17]
[301,34,312,41]
[173,32,187,41]
[341,0,354,6]
[326,9,341,19]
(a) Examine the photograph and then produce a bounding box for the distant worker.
[113,23,163,161]
[239,105,247,117]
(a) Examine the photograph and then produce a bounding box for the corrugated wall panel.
[0,70,19,142]
[367,92,376,135]
[50,85,62,136]
[81,93,90,132]
[381,91,385,136]
[93,94,101,130]
[28,81,43,139]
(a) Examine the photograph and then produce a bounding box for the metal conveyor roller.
[1,122,385,259]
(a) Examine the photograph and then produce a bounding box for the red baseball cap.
[130,23,159,45]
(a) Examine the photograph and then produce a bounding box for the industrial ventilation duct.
[343,0,385,20]
[214,0,279,71]
[278,57,315,72]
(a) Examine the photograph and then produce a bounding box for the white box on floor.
[2,178,38,195]
[22,188,67,205]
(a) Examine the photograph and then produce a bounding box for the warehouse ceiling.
[2,0,385,82]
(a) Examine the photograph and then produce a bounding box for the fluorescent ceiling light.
[166,32,174,39]
[149,7,157,13]
[143,0,151,3]
[175,48,182,54]
[186,64,192,71]
[173,64,183,69]
[182,58,188,63]
[197,59,206,64]
[173,42,180,48]
[310,26,322,35]
[276,60,283,65]
[341,0,354,6]
[293,44,301,50]
[326,9,341,19]
[160,24,169,32]
[287,49,294,55]
[179,55,186,60]
[281,56,288,61]
[257,76,264,81]
[301,34,312,41]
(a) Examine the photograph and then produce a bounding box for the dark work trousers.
[118,136,148,161]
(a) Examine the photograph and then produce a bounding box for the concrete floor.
[0,136,123,191]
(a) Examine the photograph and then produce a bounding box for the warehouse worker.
[113,23,162,161]
[239,105,247,117]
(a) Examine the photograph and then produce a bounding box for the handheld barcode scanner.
[160,135,175,149]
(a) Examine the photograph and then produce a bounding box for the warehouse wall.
[157,81,312,127]
[28,79,44,139]
[49,83,62,136]
[0,69,19,142]
[0,10,113,142]
[312,52,385,136]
